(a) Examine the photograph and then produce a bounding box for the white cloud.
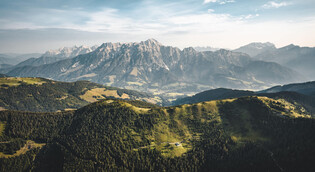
[204,0,217,4]
[262,1,290,9]
[207,9,215,13]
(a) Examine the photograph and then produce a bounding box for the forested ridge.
[0,77,163,112]
[0,97,315,171]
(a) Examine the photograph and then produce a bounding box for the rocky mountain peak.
[281,44,299,50]
[246,42,275,49]
[142,38,161,46]
[42,45,97,58]
[98,42,122,52]
[182,47,197,55]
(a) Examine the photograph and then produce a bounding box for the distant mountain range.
[0,53,42,68]
[234,43,315,80]
[233,42,276,57]
[4,39,304,97]
[14,45,98,68]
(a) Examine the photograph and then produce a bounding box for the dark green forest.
[1,97,315,171]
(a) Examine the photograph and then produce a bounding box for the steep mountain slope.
[14,45,98,68]
[233,42,276,57]
[0,97,314,171]
[7,39,304,96]
[0,77,163,112]
[254,44,315,79]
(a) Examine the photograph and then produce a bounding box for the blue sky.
[0,0,314,53]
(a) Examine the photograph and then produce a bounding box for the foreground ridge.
[0,96,314,171]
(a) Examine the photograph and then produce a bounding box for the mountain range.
[235,43,315,80]
[4,39,305,99]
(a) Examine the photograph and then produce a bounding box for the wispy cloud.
[262,1,290,9]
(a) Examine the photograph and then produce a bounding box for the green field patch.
[0,77,46,88]
[122,102,151,114]
[80,88,131,103]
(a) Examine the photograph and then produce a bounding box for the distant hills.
[0,77,164,112]
[173,88,255,105]
[4,39,304,97]
[260,81,315,97]
[173,80,315,115]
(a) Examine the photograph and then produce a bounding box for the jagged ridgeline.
[0,77,165,112]
[0,97,314,171]
[6,39,304,97]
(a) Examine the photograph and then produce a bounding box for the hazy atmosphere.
[1,0,315,53]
